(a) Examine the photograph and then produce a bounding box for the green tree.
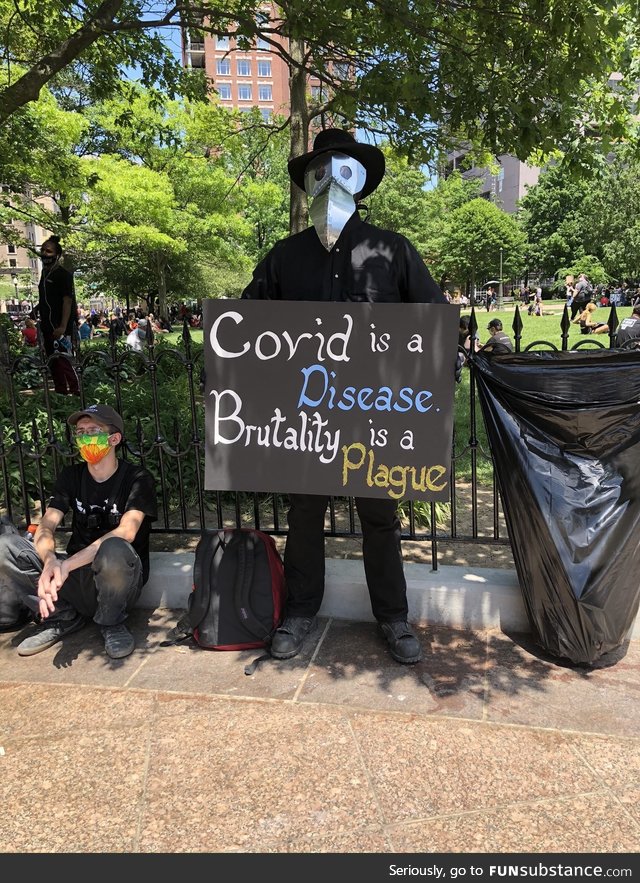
[365,149,432,255]
[2,1,639,237]
[517,162,591,278]
[72,154,252,317]
[421,172,481,282]
[556,256,610,287]
[437,199,528,296]
[87,92,290,263]
[580,150,640,280]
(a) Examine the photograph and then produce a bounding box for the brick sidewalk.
[1,608,639,853]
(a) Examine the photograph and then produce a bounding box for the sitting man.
[0,404,157,659]
[614,304,640,347]
[479,318,514,353]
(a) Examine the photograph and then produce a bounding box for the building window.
[311,85,323,101]
[7,244,16,254]
[258,84,272,101]
[9,258,17,267]
[186,30,204,51]
[256,11,270,50]
[260,108,271,121]
[257,60,271,77]
[238,84,252,101]
[217,83,232,100]
[216,35,230,50]
[333,62,350,81]
[237,59,251,77]
[216,59,231,76]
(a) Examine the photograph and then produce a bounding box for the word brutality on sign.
[203,300,460,501]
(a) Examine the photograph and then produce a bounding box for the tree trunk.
[288,39,309,235]
[157,256,168,321]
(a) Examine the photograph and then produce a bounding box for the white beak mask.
[304,152,367,251]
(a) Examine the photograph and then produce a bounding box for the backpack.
[163,528,286,669]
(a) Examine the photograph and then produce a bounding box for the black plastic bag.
[473,348,640,664]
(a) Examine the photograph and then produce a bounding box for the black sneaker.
[379,620,423,664]
[17,614,86,657]
[101,623,135,659]
[270,615,315,660]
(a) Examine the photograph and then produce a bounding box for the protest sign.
[203,300,459,501]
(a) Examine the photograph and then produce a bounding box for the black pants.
[0,534,143,627]
[283,494,408,623]
[43,332,80,396]
[571,300,585,321]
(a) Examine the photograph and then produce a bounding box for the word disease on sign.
[203,300,460,502]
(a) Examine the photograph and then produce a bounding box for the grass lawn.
[463,301,617,349]
[464,300,633,349]
[164,327,204,347]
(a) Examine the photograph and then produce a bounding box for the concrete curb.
[139,552,640,639]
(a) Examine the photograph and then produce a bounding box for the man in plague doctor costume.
[242,128,460,665]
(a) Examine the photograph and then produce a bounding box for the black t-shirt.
[481,331,513,353]
[37,263,77,337]
[615,314,640,346]
[47,460,158,583]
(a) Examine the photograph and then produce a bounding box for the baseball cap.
[67,404,124,434]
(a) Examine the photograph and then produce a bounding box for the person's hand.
[37,555,68,618]
[454,350,466,383]
[52,326,65,338]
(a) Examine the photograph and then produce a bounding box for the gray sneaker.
[17,615,86,657]
[101,623,135,659]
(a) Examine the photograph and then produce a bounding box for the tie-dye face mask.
[74,432,111,465]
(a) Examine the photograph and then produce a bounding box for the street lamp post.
[498,247,504,308]
[11,274,19,301]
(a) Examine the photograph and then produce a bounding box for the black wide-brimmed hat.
[287,128,385,199]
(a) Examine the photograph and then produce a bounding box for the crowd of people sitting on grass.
[16,301,203,349]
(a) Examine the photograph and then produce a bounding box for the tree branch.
[0,0,128,124]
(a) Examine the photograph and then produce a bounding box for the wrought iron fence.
[0,303,630,570]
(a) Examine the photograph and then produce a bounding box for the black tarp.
[473,348,640,665]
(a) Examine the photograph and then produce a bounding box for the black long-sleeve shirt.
[241,213,446,304]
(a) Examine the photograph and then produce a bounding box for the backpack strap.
[230,531,273,643]
[160,531,225,646]
[159,611,193,646]
[187,531,226,629]
[244,652,274,676]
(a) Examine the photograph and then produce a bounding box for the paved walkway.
[1,607,639,855]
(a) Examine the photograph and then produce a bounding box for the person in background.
[21,316,38,347]
[614,304,640,347]
[458,314,474,357]
[78,317,93,343]
[35,235,80,396]
[480,318,514,353]
[573,302,609,335]
[0,404,157,659]
[241,127,463,666]
[571,273,592,320]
